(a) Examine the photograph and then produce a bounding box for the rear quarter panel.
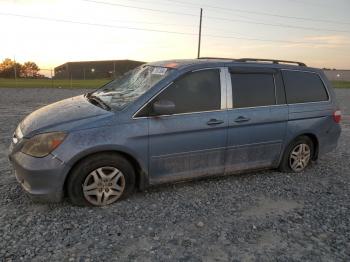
[284,69,341,157]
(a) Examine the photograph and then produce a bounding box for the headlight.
[21,132,67,158]
[13,125,24,144]
[15,125,24,139]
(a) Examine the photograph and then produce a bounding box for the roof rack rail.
[236,58,306,66]
[198,57,306,66]
[198,57,236,61]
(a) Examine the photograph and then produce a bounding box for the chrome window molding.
[273,74,278,104]
[192,67,222,72]
[280,69,331,104]
[223,68,233,109]
[226,104,287,112]
[137,109,227,119]
[219,68,227,109]
[132,67,228,119]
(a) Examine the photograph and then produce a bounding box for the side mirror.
[153,100,175,115]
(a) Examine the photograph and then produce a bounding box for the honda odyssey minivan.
[9,58,342,206]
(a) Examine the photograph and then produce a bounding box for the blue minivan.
[9,58,342,206]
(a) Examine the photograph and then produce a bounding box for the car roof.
[148,59,211,69]
[148,58,321,73]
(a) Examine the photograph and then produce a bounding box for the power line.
[106,18,196,28]
[158,0,350,25]
[1,12,346,46]
[82,0,197,17]
[204,33,334,45]
[205,15,350,33]
[285,0,333,8]
[102,0,257,22]
[0,12,197,35]
[82,0,350,33]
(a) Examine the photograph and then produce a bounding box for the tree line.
[0,58,43,78]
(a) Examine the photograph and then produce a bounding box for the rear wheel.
[279,136,314,173]
[66,153,135,206]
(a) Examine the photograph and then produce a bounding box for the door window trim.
[132,67,228,119]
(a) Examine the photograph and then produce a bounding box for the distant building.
[323,69,350,81]
[54,60,144,79]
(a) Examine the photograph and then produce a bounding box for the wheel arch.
[303,133,319,160]
[63,149,148,196]
[285,132,319,161]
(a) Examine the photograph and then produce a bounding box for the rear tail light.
[333,110,342,123]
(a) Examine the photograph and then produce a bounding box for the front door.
[137,68,228,184]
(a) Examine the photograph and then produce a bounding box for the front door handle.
[207,119,224,126]
[234,116,250,123]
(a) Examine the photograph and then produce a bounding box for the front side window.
[231,73,276,108]
[91,65,173,109]
[139,69,221,116]
[282,70,329,104]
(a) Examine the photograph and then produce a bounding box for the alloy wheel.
[289,143,311,172]
[82,166,125,206]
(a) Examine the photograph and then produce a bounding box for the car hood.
[20,95,114,137]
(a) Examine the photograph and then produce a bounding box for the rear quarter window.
[282,70,329,104]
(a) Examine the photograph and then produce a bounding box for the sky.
[1,0,350,72]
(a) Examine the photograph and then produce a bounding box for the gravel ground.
[0,88,349,261]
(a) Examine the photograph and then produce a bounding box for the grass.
[331,81,350,89]
[0,78,111,89]
[1,78,350,89]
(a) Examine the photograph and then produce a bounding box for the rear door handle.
[207,119,224,126]
[234,116,250,123]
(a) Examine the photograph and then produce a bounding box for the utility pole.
[13,56,17,88]
[70,72,73,88]
[197,8,203,59]
[51,69,54,88]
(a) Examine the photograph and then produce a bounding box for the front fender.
[53,123,149,184]
[64,144,147,174]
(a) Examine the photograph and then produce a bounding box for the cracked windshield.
[92,65,172,109]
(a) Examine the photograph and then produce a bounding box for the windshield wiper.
[86,94,111,111]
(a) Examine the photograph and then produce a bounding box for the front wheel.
[279,136,314,173]
[66,153,135,206]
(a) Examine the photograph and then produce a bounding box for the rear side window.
[231,73,276,108]
[138,69,221,116]
[282,70,329,104]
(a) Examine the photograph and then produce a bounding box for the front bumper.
[8,150,69,203]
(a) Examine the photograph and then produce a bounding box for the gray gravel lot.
[0,88,350,261]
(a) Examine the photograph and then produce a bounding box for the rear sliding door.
[225,67,288,173]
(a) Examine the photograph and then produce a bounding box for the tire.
[279,136,314,173]
[66,153,135,206]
